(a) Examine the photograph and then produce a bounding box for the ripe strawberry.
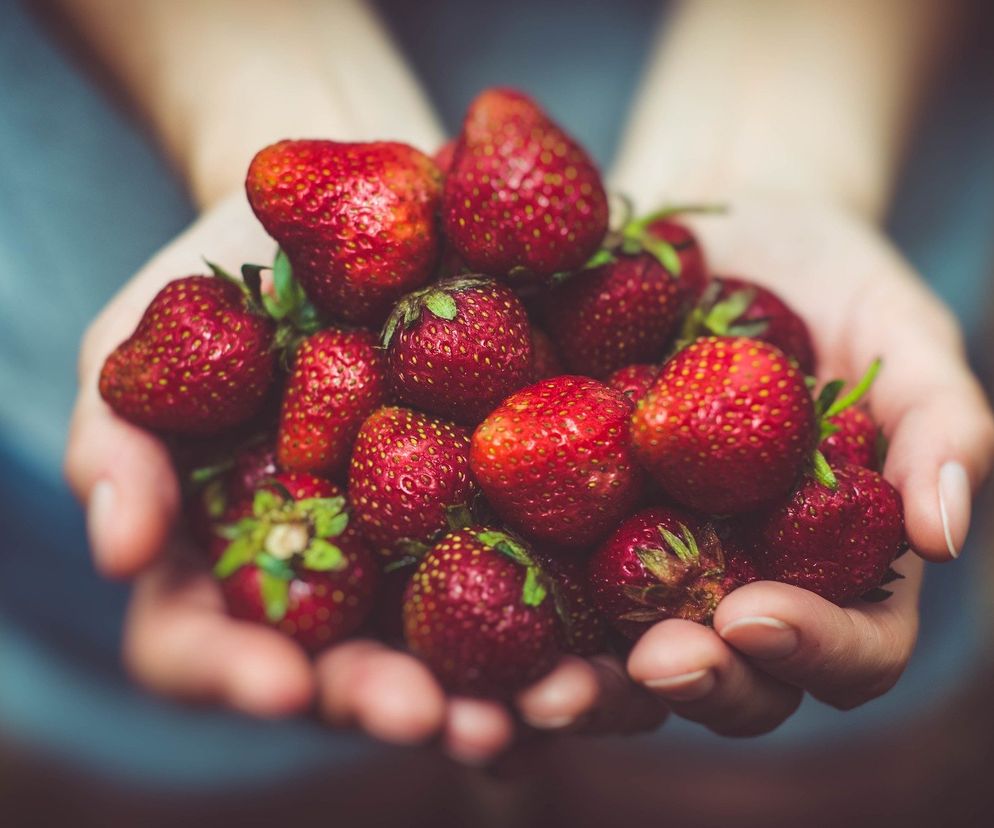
[470,376,644,547]
[631,337,816,515]
[246,139,442,325]
[382,277,534,424]
[442,88,608,282]
[277,328,388,477]
[213,471,377,651]
[606,364,660,404]
[530,327,565,381]
[749,463,906,605]
[643,218,708,300]
[587,508,738,639]
[532,548,607,656]
[99,275,275,434]
[348,407,477,557]
[821,405,880,470]
[403,528,560,696]
[433,139,456,176]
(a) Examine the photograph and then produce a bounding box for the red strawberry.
[277,328,388,477]
[99,275,275,434]
[212,471,377,651]
[433,139,456,176]
[383,277,534,424]
[246,140,442,325]
[403,528,561,696]
[644,218,708,300]
[749,463,906,605]
[606,363,660,404]
[587,507,737,639]
[532,548,607,656]
[821,405,880,470]
[530,327,565,381]
[470,376,644,547]
[442,88,609,282]
[631,337,816,515]
[348,407,477,557]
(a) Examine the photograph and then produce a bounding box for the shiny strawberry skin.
[403,529,560,696]
[386,279,534,425]
[606,363,660,404]
[821,406,879,470]
[246,140,442,325]
[277,328,388,477]
[442,88,608,280]
[348,407,476,557]
[631,337,816,515]
[750,464,905,605]
[712,276,816,374]
[470,376,644,547]
[645,218,708,299]
[99,276,275,434]
[530,327,565,381]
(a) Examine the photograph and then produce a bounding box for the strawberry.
[643,217,708,300]
[588,508,738,639]
[821,405,880,470]
[246,139,442,325]
[748,463,906,605]
[433,139,456,176]
[277,328,388,477]
[530,327,565,381]
[348,406,477,557]
[382,277,534,425]
[470,376,644,547]
[631,337,817,515]
[212,471,377,651]
[532,548,607,656]
[99,274,275,434]
[403,528,560,696]
[605,364,660,404]
[442,88,609,282]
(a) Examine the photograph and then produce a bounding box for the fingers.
[713,556,922,709]
[443,699,516,765]
[515,655,668,735]
[124,553,315,717]
[627,620,802,736]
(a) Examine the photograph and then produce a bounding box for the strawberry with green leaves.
[820,405,881,470]
[382,277,533,425]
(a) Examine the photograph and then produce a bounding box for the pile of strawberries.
[99,88,906,698]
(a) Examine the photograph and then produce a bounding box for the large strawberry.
[277,328,388,477]
[748,462,906,605]
[442,88,608,282]
[348,407,477,558]
[470,376,644,547]
[403,527,561,697]
[212,471,377,651]
[99,274,275,434]
[587,507,739,639]
[382,277,533,425]
[246,139,442,325]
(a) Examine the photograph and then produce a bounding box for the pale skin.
[58,0,994,761]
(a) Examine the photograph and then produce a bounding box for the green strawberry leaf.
[659,524,699,565]
[881,567,905,585]
[215,516,259,541]
[252,489,284,518]
[859,587,893,604]
[395,538,431,559]
[272,249,294,306]
[213,533,261,578]
[315,510,349,539]
[811,449,839,490]
[641,236,682,276]
[704,289,756,335]
[636,546,671,582]
[259,570,291,622]
[303,538,347,572]
[478,530,530,566]
[423,290,458,321]
[521,566,548,607]
[819,420,841,441]
[583,249,617,269]
[815,380,845,419]
[256,551,295,581]
[381,312,401,348]
[824,359,881,419]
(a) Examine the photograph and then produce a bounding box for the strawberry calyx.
[474,528,550,608]
[213,484,350,622]
[380,276,487,347]
[673,281,770,354]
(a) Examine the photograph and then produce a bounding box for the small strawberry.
[99,274,275,434]
[277,328,388,477]
[348,406,477,557]
[246,139,442,325]
[587,508,738,639]
[382,277,534,425]
[532,548,607,656]
[821,405,880,470]
[403,527,561,696]
[748,463,906,605]
[442,88,609,282]
[212,471,378,651]
[470,376,644,547]
[530,327,565,381]
[606,364,660,404]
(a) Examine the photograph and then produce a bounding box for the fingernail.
[719,616,799,660]
[522,713,576,730]
[644,668,715,701]
[87,480,116,558]
[938,461,970,559]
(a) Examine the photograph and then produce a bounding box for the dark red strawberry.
[530,327,565,381]
[606,364,660,404]
[382,277,533,424]
[348,406,477,557]
[277,328,388,477]
[99,275,275,434]
[588,507,737,639]
[631,337,816,515]
[470,376,644,547]
[749,463,906,605]
[403,527,561,696]
[442,88,608,282]
[212,471,377,651]
[532,548,607,656]
[246,140,442,325]
[821,405,880,470]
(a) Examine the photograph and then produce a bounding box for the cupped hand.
[627,194,994,735]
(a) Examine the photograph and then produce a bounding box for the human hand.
[625,194,994,735]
